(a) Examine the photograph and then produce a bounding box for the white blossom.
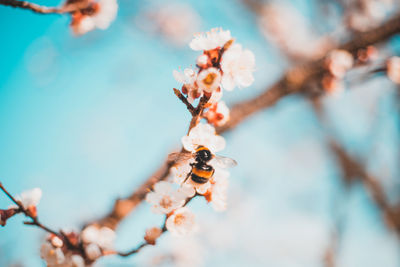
[173,68,197,87]
[181,123,225,154]
[173,68,200,103]
[41,237,86,267]
[137,4,201,47]
[347,0,392,32]
[146,181,186,214]
[166,207,196,235]
[196,54,209,67]
[196,67,222,93]
[208,168,229,211]
[41,242,65,266]
[204,101,230,127]
[208,88,223,104]
[51,236,64,248]
[81,225,115,250]
[387,56,400,84]
[15,187,42,209]
[171,163,192,185]
[221,44,255,91]
[72,0,118,35]
[85,243,102,261]
[258,3,330,60]
[70,255,85,267]
[189,28,231,51]
[185,179,211,195]
[325,49,354,78]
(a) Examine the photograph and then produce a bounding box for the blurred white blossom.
[14,187,42,209]
[166,207,196,235]
[41,237,85,267]
[81,225,115,250]
[189,28,231,51]
[387,56,400,84]
[71,0,118,35]
[258,3,331,60]
[181,123,225,154]
[137,4,201,46]
[326,49,354,78]
[221,44,255,91]
[146,181,186,214]
[204,101,230,127]
[208,168,229,211]
[85,243,102,261]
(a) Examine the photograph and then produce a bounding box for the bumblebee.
[168,146,237,184]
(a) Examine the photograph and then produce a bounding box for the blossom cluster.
[173,28,255,127]
[257,2,330,61]
[68,0,118,35]
[145,28,254,241]
[345,0,393,32]
[41,234,85,267]
[41,225,116,266]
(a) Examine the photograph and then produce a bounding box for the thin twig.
[0,0,89,14]
[187,94,209,133]
[0,183,61,237]
[116,197,192,257]
[173,88,196,116]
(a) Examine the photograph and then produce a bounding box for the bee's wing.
[213,155,237,168]
[167,151,193,165]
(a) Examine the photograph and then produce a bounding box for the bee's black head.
[195,146,212,162]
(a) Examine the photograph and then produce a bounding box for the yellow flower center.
[159,196,172,209]
[203,73,217,87]
[174,214,185,225]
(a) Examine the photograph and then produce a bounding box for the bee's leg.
[182,171,192,184]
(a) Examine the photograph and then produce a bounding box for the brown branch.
[329,140,400,236]
[311,100,400,238]
[0,0,89,14]
[116,218,167,257]
[217,13,400,133]
[173,88,196,116]
[90,13,400,231]
[116,196,193,257]
[0,183,61,237]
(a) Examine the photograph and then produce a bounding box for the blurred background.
[0,0,400,266]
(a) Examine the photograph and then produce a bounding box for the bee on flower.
[169,123,236,197]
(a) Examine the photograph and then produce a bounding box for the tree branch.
[0,183,61,237]
[173,88,196,116]
[0,0,89,14]
[311,99,400,237]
